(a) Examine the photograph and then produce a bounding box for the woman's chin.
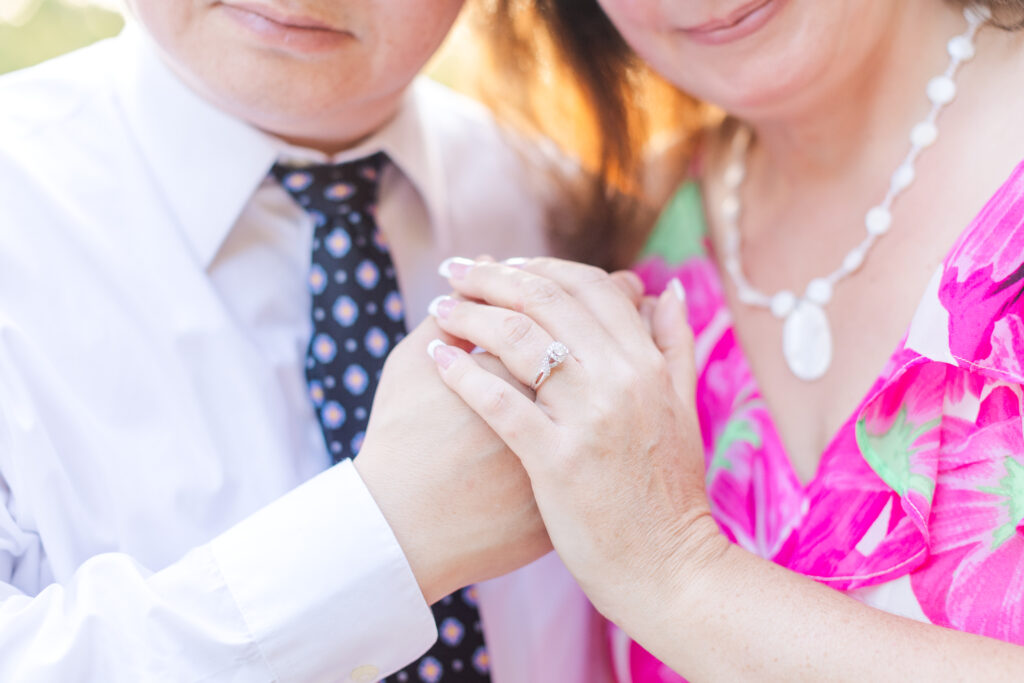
[635,3,862,121]
[718,77,821,120]
[666,64,822,121]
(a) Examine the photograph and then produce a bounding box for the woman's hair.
[473,0,1023,268]
[470,0,708,270]
[960,0,1024,28]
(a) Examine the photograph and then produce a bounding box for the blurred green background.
[0,0,124,74]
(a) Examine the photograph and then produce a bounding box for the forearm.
[633,526,1024,682]
[0,461,436,681]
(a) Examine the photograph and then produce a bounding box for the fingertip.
[426,337,445,358]
[668,277,685,303]
[427,295,445,318]
[427,339,460,369]
[652,283,691,352]
[427,294,457,320]
[438,256,475,279]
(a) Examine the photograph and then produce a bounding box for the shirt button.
[350,664,380,682]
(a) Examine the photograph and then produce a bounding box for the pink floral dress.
[613,164,1024,683]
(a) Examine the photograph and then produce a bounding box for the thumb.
[652,278,696,400]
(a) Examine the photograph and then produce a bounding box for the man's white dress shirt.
[0,26,610,683]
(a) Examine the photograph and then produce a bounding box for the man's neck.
[159,44,409,157]
[261,94,405,156]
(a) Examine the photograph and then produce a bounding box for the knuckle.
[646,352,670,378]
[444,355,471,384]
[582,383,617,419]
[606,360,634,386]
[498,420,522,448]
[533,258,608,287]
[592,398,620,428]
[575,264,610,285]
[521,278,562,308]
[500,312,535,348]
[529,256,558,270]
[607,366,646,405]
[482,382,512,415]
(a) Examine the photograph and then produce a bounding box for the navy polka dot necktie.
[271,154,492,683]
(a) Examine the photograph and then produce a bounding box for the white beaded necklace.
[719,5,989,382]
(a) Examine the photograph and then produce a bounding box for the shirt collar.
[274,78,451,246]
[113,22,450,268]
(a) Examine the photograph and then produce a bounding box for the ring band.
[532,342,570,391]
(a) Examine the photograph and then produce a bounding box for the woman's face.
[596,0,900,118]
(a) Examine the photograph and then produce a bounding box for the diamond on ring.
[532,341,570,391]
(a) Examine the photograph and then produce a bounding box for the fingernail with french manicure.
[427,295,457,319]
[669,278,686,303]
[427,339,458,369]
[503,257,529,268]
[438,257,475,279]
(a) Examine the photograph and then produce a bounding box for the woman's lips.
[218,2,354,53]
[679,0,784,46]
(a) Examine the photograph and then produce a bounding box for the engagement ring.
[532,342,570,391]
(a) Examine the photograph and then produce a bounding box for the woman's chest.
[701,113,1024,479]
[721,219,952,484]
[710,153,1020,483]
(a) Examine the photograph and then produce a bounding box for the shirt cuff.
[210,460,437,683]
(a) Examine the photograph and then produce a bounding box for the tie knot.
[271,151,387,213]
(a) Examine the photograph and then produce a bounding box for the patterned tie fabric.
[271,154,492,683]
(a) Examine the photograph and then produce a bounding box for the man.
[0,2,609,680]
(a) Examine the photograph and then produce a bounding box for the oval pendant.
[782,301,833,382]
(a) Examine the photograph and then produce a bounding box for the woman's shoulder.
[637,122,740,267]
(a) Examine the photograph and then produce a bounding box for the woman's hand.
[424,257,721,628]
[426,258,1024,682]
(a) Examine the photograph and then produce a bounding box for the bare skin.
[429,254,1024,681]
[698,6,1024,482]
[127,0,465,153]
[420,0,1024,679]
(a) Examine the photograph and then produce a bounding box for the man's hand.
[353,317,551,604]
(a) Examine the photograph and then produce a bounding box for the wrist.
[616,509,731,649]
[660,510,731,604]
[353,454,457,605]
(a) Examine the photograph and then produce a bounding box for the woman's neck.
[746,2,970,195]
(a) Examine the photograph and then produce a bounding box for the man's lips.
[220,2,347,34]
[217,1,354,53]
[680,0,776,35]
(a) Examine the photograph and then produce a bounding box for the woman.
[423,0,1024,680]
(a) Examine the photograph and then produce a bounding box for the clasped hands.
[354,256,724,635]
